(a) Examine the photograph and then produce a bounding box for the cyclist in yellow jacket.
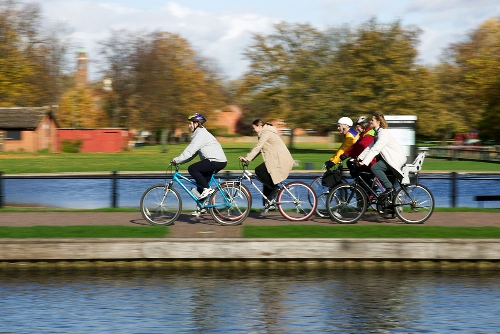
[324,117,359,169]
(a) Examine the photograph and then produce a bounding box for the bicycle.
[309,163,349,218]
[234,161,317,221]
[140,164,251,226]
[326,152,434,224]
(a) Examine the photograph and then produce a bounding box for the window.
[6,130,21,140]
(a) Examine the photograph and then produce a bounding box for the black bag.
[321,169,343,188]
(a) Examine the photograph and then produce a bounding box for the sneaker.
[191,208,207,216]
[332,211,342,219]
[198,187,215,199]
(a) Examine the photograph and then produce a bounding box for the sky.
[38,0,500,81]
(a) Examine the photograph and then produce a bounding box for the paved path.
[1,211,500,238]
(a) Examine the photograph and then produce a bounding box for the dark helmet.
[354,116,369,126]
[187,113,206,124]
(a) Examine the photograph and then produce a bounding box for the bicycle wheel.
[394,184,434,224]
[310,176,329,197]
[140,184,181,225]
[277,181,317,221]
[326,183,367,224]
[315,192,330,218]
[209,182,252,226]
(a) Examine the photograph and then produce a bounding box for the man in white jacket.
[357,113,407,197]
[172,113,227,200]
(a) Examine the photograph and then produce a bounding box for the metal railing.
[1,170,500,208]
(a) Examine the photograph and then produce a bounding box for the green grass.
[0,225,169,238]
[243,225,500,238]
[1,142,499,174]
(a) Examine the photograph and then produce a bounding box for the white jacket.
[358,127,407,179]
[173,127,227,164]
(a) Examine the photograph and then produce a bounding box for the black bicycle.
[326,153,434,224]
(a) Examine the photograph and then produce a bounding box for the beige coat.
[244,124,295,184]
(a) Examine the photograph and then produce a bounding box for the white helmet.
[337,117,353,127]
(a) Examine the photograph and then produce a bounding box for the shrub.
[61,139,83,153]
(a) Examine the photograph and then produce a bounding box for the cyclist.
[171,113,227,201]
[342,115,376,178]
[238,119,295,208]
[357,113,406,197]
[324,117,359,170]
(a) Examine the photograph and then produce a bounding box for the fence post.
[112,171,118,208]
[225,170,231,181]
[451,172,457,208]
[0,171,3,208]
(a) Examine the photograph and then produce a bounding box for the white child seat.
[400,151,426,184]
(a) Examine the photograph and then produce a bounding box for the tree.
[98,30,227,134]
[240,22,331,147]
[0,0,73,107]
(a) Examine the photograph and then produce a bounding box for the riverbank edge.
[1,238,500,271]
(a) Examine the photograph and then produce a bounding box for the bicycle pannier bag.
[321,169,342,188]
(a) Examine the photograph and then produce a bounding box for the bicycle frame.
[236,164,280,207]
[169,166,232,209]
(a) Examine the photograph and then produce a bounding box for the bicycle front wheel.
[209,182,251,226]
[140,184,181,225]
[310,176,329,197]
[394,184,434,224]
[315,192,330,218]
[326,183,367,224]
[277,181,317,221]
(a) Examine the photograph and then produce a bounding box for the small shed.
[0,107,58,152]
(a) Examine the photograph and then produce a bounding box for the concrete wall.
[1,239,500,261]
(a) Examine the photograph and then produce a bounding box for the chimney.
[76,47,88,86]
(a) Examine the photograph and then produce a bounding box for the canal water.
[3,174,500,209]
[1,270,499,332]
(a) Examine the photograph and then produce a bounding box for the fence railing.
[426,146,500,163]
[1,171,500,209]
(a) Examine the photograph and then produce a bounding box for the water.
[3,174,500,209]
[1,270,499,333]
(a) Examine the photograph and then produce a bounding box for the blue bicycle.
[140,164,251,226]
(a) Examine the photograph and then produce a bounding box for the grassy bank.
[1,224,499,239]
[1,143,500,174]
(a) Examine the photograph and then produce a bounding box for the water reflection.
[1,270,499,332]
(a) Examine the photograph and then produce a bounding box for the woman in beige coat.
[239,119,295,204]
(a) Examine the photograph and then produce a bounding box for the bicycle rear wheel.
[326,183,367,224]
[140,184,181,225]
[209,182,251,226]
[277,181,317,221]
[394,184,434,224]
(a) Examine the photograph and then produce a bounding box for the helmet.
[187,113,206,124]
[337,117,353,127]
[354,116,369,126]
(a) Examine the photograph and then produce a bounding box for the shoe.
[198,187,215,199]
[380,188,393,197]
[261,204,277,212]
[332,211,342,219]
[191,208,207,216]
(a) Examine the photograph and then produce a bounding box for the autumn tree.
[239,22,331,147]
[98,30,227,135]
[0,0,72,107]
[443,18,500,142]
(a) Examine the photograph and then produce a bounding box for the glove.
[324,160,335,169]
[339,154,347,161]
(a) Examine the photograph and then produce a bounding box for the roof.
[0,107,56,129]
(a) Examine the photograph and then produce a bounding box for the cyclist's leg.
[371,160,393,191]
[188,159,227,189]
[255,163,278,205]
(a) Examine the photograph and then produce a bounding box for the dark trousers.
[370,159,395,190]
[188,159,227,192]
[255,162,278,204]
